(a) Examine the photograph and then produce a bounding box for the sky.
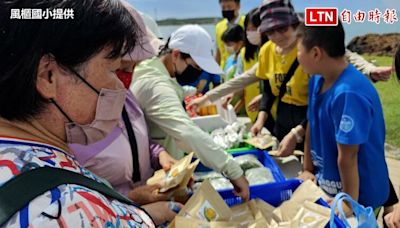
[129,0,399,20]
[128,0,400,43]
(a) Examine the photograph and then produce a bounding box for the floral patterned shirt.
[0,137,155,228]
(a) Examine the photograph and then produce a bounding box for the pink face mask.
[52,69,127,145]
[64,88,126,145]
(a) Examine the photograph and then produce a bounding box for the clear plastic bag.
[210,178,234,190]
[234,154,264,171]
[210,122,247,150]
[193,171,224,182]
[245,167,275,186]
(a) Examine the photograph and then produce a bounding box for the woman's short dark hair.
[221,24,244,43]
[0,0,140,121]
[244,8,261,62]
[158,37,191,60]
[395,44,400,81]
[297,21,346,58]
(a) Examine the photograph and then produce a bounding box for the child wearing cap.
[130,24,249,201]
[297,22,389,211]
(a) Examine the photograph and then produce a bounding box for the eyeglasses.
[265,26,290,36]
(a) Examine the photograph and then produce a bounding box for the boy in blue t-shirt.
[178,70,221,95]
[296,22,389,210]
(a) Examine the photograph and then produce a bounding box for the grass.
[362,54,400,147]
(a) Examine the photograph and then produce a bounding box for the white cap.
[168,24,223,75]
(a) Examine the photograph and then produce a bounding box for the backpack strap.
[0,166,151,226]
[122,106,141,182]
[277,58,299,107]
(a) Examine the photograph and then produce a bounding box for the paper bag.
[273,180,325,221]
[292,201,331,228]
[179,181,233,222]
[147,152,195,192]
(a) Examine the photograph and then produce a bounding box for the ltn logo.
[305,7,338,26]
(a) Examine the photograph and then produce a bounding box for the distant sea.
[159,22,400,46]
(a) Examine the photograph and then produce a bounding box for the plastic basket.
[195,149,285,183]
[226,145,254,154]
[218,179,346,228]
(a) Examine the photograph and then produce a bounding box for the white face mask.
[225,45,236,55]
[246,31,261,46]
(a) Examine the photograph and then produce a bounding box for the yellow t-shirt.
[239,47,259,122]
[215,16,246,69]
[256,41,309,119]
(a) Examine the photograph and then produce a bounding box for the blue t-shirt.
[308,64,389,208]
[179,71,221,94]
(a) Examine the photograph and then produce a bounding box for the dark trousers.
[264,102,307,150]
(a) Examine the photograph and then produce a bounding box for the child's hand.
[385,203,400,228]
[222,93,234,109]
[327,197,353,218]
[333,201,353,218]
[276,131,297,157]
[250,119,264,136]
[247,94,262,112]
[297,170,316,183]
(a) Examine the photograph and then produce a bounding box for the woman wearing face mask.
[250,0,307,143]
[190,1,302,139]
[0,0,180,227]
[130,25,249,202]
[69,3,178,206]
[188,0,383,153]
[235,8,265,123]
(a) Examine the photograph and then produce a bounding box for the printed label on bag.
[197,200,219,222]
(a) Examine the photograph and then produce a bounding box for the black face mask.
[175,63,203,86]
[222,10,235,21]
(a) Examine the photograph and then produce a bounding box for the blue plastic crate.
[195,149,285,183]
[218,179,346,228]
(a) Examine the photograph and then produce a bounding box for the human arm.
[215,47,221,65]
[276,124,305,157]
[206,63,259,102]
[385,203,400,228]
[345,49,391,82]
[337,144,360,202]
[187,63,259,110]
[131,78,249,199]
[250,79,274,136]
[298,123,316,182]
[148,140,169,170]
[196,79,208,94]
[247,94,262,112]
